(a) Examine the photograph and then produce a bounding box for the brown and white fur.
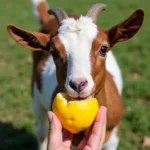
[7,0,144,149]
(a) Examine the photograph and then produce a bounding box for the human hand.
[47,106,107,150]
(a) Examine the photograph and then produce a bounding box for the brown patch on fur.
[32,51,50,93]
[40,18,58,35]
[51,36,67,91]
[96,72,124,129]
[90,30,109,95]
[52,36,66,62]
[37,2,55,25]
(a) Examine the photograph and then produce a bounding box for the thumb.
[47,111,62,148]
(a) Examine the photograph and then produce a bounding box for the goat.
[7,0,144,149]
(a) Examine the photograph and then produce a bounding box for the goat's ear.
[7,24,50,51]
[107,9,144,47]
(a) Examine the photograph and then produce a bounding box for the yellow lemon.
[52,92,99,134]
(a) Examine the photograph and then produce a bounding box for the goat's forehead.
[58,16,98,35]
[57,16,98,54]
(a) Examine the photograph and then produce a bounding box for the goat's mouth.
[65,90,94,101]
[70,95,93,101]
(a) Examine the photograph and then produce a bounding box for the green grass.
[0,0,150,149]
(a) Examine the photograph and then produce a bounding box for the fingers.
[97,107,107,150]
[77,106,107,150]
[63,129,73,148]
[47,111,62,149]
[86,106,107,149]
[47,111,73,150]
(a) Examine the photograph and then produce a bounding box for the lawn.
[0,0,150,149]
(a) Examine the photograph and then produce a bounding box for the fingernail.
[99,106,107,124]
[47,111,53,122]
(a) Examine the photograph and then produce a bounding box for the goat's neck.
[95,72,123,129]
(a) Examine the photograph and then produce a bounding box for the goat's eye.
[99,46,108,56]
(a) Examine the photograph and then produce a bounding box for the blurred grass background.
[0,0,150,149]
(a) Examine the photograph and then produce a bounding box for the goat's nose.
[69,80,88,93]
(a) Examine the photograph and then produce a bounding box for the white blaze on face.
[58,16,98,98]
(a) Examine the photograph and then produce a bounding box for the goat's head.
[7,3,144,100]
